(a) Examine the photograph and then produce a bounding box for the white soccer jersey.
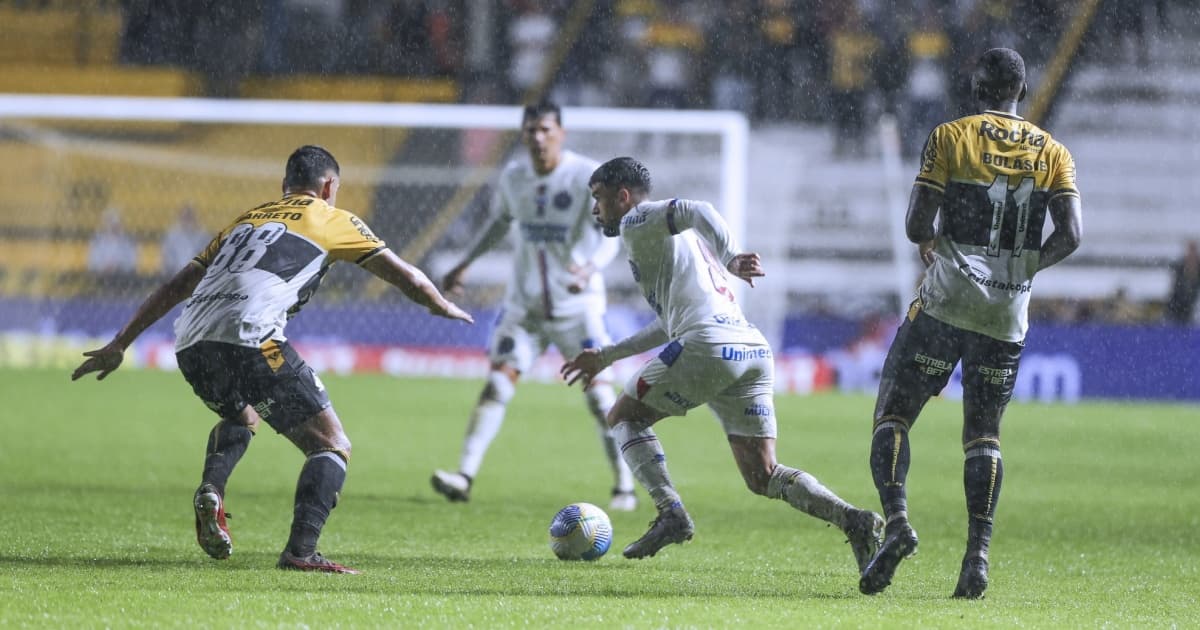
[619,198,764,345]
[483,150,618,319]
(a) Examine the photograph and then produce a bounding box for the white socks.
[458,398,505,478]
[586,385,634,492]
[766,465,852,529]
[611,420,679,510]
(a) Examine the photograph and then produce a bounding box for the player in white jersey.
[431,101,636,510]
[562,157,884,565]
[72,146,473,574]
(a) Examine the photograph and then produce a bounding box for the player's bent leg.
[737,436,883,573]
[585,382,637,511]
[277,407,359,574]
[194,405,261,560]
[433,367,518,502]
[606,395,691,558]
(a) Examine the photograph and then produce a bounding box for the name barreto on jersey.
[239,196,317,221]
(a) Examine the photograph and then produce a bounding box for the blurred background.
[0,0,1197,401]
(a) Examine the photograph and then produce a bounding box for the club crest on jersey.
[553,191,573,210]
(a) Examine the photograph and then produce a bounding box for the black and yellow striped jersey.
[173,194,385,351]
[914,110,1078,342]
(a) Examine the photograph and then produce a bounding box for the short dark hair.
[284,145,340,190]
[589,157,652,194]
[522,100,562,126]
[973,48,1026,103]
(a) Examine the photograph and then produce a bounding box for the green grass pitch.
[1,367,1197,627]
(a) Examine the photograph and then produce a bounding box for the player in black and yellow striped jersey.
[860,49,1082,599]
[72,145,473,574]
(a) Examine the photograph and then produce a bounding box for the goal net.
[0,95,747,382]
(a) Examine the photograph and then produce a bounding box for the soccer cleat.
[430,470,471,502]
[953,553,990,599]
[609,488,638,512]
[859,521,919,595]
[843,509,886,573]
[622,503,694,559]
[277,550,361,574]
[193,484,233,560]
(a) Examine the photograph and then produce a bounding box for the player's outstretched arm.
[72,262,205,381]
[363,248,474,323]
[561,321,668,390]
[1037,194,1082,271]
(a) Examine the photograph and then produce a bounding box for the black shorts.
[176,339,331,434]
[875,304,1023,430]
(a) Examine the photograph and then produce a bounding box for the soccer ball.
[548,502,613,561]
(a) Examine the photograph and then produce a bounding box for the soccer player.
[858,48,1082,599]
[561,157,885,566]
[71,145,473,574]
[431,101,637,511]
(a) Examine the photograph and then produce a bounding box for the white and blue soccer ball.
[548,502,613,561]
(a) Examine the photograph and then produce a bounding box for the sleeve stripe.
[1048,188,1080,200]
[914,177,945,191]
[355,245,387,265]
[666,198,679,235]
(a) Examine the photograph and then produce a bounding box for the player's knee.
[742,469,772,496]
[481,370,516,405]
[232,405,263,432]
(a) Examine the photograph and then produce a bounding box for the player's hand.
[431,299,474,324]
[566,262,594,294]
[561,348,605,390]
[727,253,765,287]
[71,342,125,381]
[917,240,936,268]
[442,264,468,296]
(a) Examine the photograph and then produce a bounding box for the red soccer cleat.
[277,550,361,574]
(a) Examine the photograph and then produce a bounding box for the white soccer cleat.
[608,489,638,512]
[430,470,471,502]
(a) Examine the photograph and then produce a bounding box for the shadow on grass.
[0,554,201,570]
[0,552,862,599]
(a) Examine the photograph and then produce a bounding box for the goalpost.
[0,94,750,378]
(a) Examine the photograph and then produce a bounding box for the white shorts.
[624,338,777,438]
[490,308,613,379]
